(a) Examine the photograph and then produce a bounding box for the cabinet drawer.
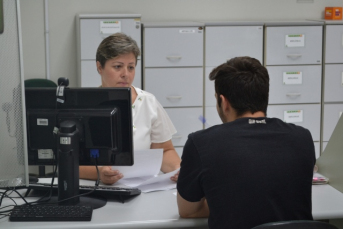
[144,27,203,67]
[267,104,320,141]
[204,106,222,128]
[268,65,321,104]
[165,107,203,147]
[80,18,141,60]
[205,26,263,66]
[265,26,322,65]
[322,104,343,141]
[205,67,216,107]
[325,25,343,63]
[145,68,203,107]
[81,60,142,88]
[324,64,343,102]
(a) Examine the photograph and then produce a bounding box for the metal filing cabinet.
[322,21,343,153]
[143,22,204,153]
[265,21,323,158]
[76,14,142,88]
[204,22,264,127]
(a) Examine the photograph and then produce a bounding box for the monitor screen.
[25,87,134,167]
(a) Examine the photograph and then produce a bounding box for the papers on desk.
[313,172,329,185]
[113,149,179,193]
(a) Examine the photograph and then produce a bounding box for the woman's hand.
[170,170,180,182]
[99,166,123,185]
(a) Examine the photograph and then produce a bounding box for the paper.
[284,110,303,123]
[283,71,302,85]
[100,20,121,34]
[313,173,329,185]
[112,149,163,179]
[116,168,179,193]
[285,34,305,47]
[136,169,180,193]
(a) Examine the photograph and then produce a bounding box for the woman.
[79,33,180,184]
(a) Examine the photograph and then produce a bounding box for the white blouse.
[131,86,177,150]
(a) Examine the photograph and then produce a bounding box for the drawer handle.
[166,56,182,60]
[172,135,182,139]
[166,96,182,99]
[286,93,301,97]
[286,54,302,58]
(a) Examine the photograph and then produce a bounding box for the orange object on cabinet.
[325,7,342,20]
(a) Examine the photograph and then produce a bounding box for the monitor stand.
[55,120,107,209]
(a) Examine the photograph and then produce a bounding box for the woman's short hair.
[96,33,141,67]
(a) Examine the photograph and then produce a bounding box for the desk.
[1,185,343,229]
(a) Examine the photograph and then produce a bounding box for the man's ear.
[96,61,102,74]
[220,94,231,113]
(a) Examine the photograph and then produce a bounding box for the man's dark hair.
[209,56,269,117]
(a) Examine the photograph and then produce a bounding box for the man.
[177,56,315,229]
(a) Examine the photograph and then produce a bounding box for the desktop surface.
[1,184,343,229]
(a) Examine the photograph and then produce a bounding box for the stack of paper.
[313,172,329,185]
[112,149,179,193]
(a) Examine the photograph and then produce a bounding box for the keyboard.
[27,182,141,196]
[10,205,93,221]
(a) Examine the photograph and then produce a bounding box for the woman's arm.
[151,140,181,173]
[79,166,123,185]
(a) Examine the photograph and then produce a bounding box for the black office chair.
[251,220,338,229]
[24,78,57,178]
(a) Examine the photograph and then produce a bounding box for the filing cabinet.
[204,22,264,128]
[265,21,323,152]
[143,22,204,149]
[145,68,203,107]
[325,24,343,63]
[265,22,322,66]
[322,21,343,153]
[165,107,203,147]
[268,65,322,104]
[324,64,343,102]
[267,104,321,142]
[76,14,142,88]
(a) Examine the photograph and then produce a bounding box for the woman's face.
[97,52,136,88]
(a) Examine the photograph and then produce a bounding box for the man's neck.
[239,111,266,119]
[226,111,265,122]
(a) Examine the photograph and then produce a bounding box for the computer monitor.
[25,87,134,207]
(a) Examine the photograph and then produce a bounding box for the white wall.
[20,0,343,86]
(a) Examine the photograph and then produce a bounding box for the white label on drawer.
[100,21,121,34]
[179,29,195,33]
[284,110,303,123]
[285,34,305,47]
[38,149,54,159]
[37,118,48,126]
[283,72,302,85]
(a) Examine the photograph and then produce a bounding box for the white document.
[284,110,303,123]
[137,169,179,193]
[283,71,302,85]
[285,34,305,47]
[112,149,163,179]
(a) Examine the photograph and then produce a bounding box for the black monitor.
[25,87,134,207]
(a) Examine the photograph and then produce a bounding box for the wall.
[19,0,343,86]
